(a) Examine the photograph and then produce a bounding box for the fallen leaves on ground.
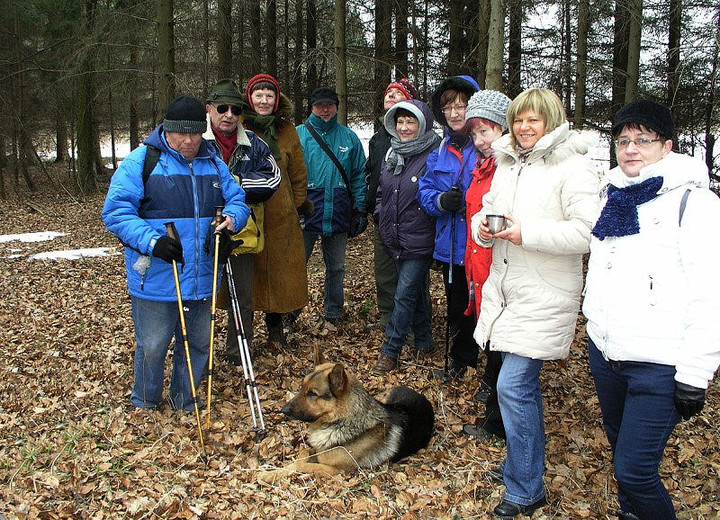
[1,181,718,519]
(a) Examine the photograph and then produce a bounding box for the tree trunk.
[157,0,175,116]
[129,43,140,150]
[507,0,521,98]
[267,0,277,76]
[54,109,68,163]
[448,0,464,76]
[705,7,720,177]
[306,0,318,111]
[218,0,232,77]
[667,0,681,117]
[374,0,391,129]
[394,0,409,77]
[293,0,305,123]
[611,0,631,168]
[477,0,491,89]
[334,0,347,125]
[486,0,505,91]
[573,0,590,129]
[562,0,572,113]
[77,0,98,195]
[282,0,289,86]
[625,0,642,103]
[249,2,262,76]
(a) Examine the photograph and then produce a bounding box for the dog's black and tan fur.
[261,353,434,479]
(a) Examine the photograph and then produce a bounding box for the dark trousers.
[441,262,479,369]
[481,346,506,438]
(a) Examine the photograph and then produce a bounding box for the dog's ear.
[328,363,348,397]
[313,344,327,366]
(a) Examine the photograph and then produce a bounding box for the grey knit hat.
[465,90,511,129]
[163,96,207,134]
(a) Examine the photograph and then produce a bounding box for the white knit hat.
[465,90,511,129]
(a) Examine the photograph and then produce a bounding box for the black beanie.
[612,99,674,139]
[310,87,339,106]
[163,96,207,134]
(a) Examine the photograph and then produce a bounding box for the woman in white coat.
[471,88,599,518]
[583,99,720,520]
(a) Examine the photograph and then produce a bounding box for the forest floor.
[1,170,719,519]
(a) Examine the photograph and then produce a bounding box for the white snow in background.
[30,248,117,261]
[0,231,68,243]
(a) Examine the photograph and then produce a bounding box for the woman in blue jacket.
[417,75,480,379]
[373,100,442,373]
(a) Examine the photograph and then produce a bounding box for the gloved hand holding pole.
[165,221,205,449]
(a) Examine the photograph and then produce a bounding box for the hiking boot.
[373,354,399,374]
[475,381,492,403]
[493,496,547,518]
[267,322,287,346]
[616,511,640,520]
[462,423,495,442]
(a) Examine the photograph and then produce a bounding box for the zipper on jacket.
[189,161,201,300]
[649,275,656,306]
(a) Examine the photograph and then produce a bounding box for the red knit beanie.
[385,78,418,101]
[246,73,281,113]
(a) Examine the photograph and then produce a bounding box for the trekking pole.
[225,259,267,439]
[444,207,456,378]
[165,221,205,450]
[205,207,224,430]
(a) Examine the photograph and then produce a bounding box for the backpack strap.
[142,145,161,186]
[679,188,691,226]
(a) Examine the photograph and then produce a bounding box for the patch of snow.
[29,248,118,261]
[0,231,68,243]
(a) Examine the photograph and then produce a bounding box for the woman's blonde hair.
[507,88,567,148]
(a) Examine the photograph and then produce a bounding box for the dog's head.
[281,362,352,423]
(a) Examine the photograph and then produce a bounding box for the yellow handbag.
[230,202,264,254]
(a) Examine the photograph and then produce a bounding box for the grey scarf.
[386,131,442,175]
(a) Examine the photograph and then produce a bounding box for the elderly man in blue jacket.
[103,95,250,411]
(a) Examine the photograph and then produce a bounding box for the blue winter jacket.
[417,136,476,265]
[102,125,250,302]
[296,114,367,236]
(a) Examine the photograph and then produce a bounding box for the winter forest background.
[0,0,719,197]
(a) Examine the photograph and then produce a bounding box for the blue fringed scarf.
[592,176,664,240]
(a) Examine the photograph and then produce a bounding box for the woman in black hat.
[583,99,720,520]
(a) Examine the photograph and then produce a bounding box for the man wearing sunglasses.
[204,79,281,365]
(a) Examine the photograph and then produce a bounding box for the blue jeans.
[497,352,546,506]
[588,338,679,520]
[303,232,347,319]
[130,296,211,411]
[381,256,433,359]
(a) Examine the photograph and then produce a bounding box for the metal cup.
[486,214,506,234]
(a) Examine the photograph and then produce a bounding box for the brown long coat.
[243,93,309,313]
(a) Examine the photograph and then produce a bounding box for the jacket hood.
[431,75,480,126]
[145,124,218,161]
[493,122,599,169]
[604,151,709,192]
[383,99,435,138]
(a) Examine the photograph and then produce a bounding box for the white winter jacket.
[471,123,600,360]
[583,152,720,389]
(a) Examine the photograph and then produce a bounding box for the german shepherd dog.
[259,355,434,480]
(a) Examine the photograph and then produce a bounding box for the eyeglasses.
[215,103,242,116]
[615,137,662,149]
[441,104,468,114]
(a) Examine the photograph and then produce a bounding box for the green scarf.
[242,111,280,158]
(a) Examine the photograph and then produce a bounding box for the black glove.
[674,382,705,420]
[439,188,464,212]
[297,198,315,218]
[216,229,233,265]
[153,235,184,264]
[349,211,368,238]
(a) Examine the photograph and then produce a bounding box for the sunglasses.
[215,103,242,116]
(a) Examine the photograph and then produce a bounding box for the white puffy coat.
[471,123,600,360]
[583,152,720,389]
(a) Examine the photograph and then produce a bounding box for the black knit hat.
[163,96,207,134]
[612,99,674,139]
[431,75,480,126]
[310,87,339,106]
